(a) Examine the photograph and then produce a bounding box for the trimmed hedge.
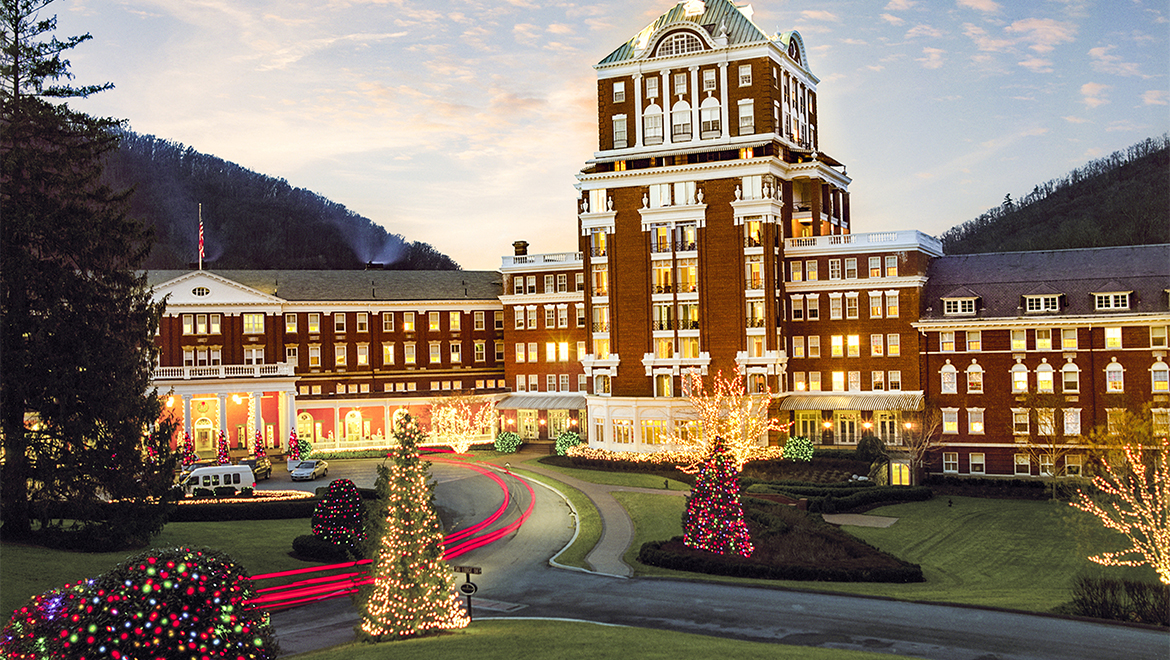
[744,482,933,513]
[292,534,355,562]
[494,431,523,453]
[169,497,321,521]
[1070,575,1169,626]
[639,536,924,583]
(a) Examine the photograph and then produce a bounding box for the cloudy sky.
[56,0,1168,270]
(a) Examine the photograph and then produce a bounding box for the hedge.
[1070,575,1169,626]
[744,482,932,513]
[638,537,924,583]
[292,534,355,562]
[169,497,321,521]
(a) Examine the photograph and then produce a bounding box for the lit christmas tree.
[312,478,366,554]
[216,429,231,464]
[287,430,301,461]
[359,413,469,640]
[682,435,754,557]
[179,431,197,467]
[254,429,267,459]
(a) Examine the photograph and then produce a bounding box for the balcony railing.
[592,322,610,332]
[650,240,672,254]
[653,284,674,294]
[652,320,675,331]
[745,318,767,328]
[154,363,296,380]
[501,251,583,268]
[675,241,697,252]
[590,247,608,257]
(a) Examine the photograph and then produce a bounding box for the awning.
[496,393,587,411]
[776,392,924,412]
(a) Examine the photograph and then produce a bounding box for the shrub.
[783,436,815,462]
[293,534,354,561]
[193,487,214,497]
[0,547,279,658]
[169,497,320,521]
[239,486,254,497]
[213,485,237,497]
[312,479,366,551]
[494,431,523,453]
[856,434,888,464]
[744,482,932,512]
[1070,575,1169,626]
[555,431,583,456]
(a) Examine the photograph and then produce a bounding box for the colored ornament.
[682,436,754,558]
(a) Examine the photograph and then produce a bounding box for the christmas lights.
[428,396,498,453]
[682,436,754,558]
[175,490,313,505]
[178,432,197,468]
[1071,437,1170,585]
[784,436,815,462]
[253,430,267,460]
[0,547,278,659]
[215,430,230,465]
[566,445,785,466]
[670,367,785,473]
[312,479,366,554]
[358,414,470,640]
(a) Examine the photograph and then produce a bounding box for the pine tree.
[359,413,469,640]
[311,478,365,554]
[216,430,230,464]
[253,429,267,459]
[1,0,169,539]
[682,436,754,557]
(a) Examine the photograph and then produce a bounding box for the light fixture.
[166,396,175,408]
[232,394,243,405]
[822,421,832,429]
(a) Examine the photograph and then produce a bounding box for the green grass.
[1,519,312,622]
[511,468,601,570]
[611,492,686,568]
[291,619,917,660]
[525,459,690,491]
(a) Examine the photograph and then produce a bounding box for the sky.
[54,0,1169,270]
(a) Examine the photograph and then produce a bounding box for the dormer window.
[656,32,703,58]
[943,298,977,316]
[1094,292,1130,310]
[1024,295,1060,313]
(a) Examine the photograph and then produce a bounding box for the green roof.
[598,0,771,66]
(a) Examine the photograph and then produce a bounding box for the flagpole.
[198,203,204,271]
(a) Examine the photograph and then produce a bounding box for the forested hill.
[102,131,460,270]
[939,135,1169,254]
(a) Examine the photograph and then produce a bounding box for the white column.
[719,62,729,139]
[182,394,193,437]
[688,66,699,141]
[633,72,643,149]
[663,69,674,145]
[252,391,262,444]
[333,403,341,443]
[217,393,227,436]
[284,390,296,445]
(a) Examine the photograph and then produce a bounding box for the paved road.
[270,452,1169,659]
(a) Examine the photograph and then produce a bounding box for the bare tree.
[1019,394,1085,500]
[898,408,943,486]
[427,395,498,453]
[669,367,784,473]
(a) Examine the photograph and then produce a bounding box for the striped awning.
[496,393,587,411]
[776,392,924,411]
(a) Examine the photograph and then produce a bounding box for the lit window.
[308,313,320,333]
[809,372,822,391]
[1037,363,1054,393]
[243,313,264,335]
[450,342,461,363]
[1153,360,1169,392]
[404,343,416,364]
[429,312,441,331]
[870,334,883,357]
[383,343,395,365]
[967,364,983,393]
[869,292,882,318]
[790,261,803,282]
[1152,326,1169,348]
[942,411,958,435]
[847,335,860,357]
[182,314,193,335]
[885,291,899,318]
[209,314,220,334]
[941,332,955,352]
[449,311,460,332]
[832,371,845,392]
[1036,328,1052,351]
[968,409,984,435]
[1061,328,1077,350]
[868,256,880,277]
[831,335,844,357]
[1105,360,1124,392]
[887,334,900,357]
[943,451,958,471]
[1105,327,1122,349]
[792,336,805,358]
[357,344,369,366]
[335,346,346,366]
[474,341,485,362]
[309,346,321,367]
[1011,364,1029,393]
[1011,330,1027,351]
[805,260,818,281]
[429,342,442,364]
[285,313,297,333]
[403,312,415,332]
[885,256,897,277]
[966,331,981,352]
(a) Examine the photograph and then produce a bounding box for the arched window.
[345,410,363,443]
[1151,359,1169,393]
[656,32,703,57]
[1061,362,1080,393]
[940,361,958,394]
[296,412,314,441]
[643,103,664,145]
[1010,363,1029,393]
[699,96,721,138]
[194,417,214,452]
[966,361,983,394]
[1036,361,1054,393]
[1105,359,1124,393]
[671,101,691,141]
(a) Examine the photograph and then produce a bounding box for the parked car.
[290,460,328,481]
[240,457,273,481]
[181,465,256,495]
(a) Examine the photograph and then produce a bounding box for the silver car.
[290,459,328,481]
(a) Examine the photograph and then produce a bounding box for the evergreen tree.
[215,429,230,464]
[682,436,754,557]
[359,413,469,640]
[311,478,365,554]
[1,0,171,540]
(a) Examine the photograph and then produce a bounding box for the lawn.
[290,619,918,660]
[525,459,691,491]
[611,491,686,568]
[1,518,312,622]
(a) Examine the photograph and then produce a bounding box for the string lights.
[253,430,267,460]
[359,413,470,640]
[682,436,754,558]
[312,479,366,553]
[215,430,230,465]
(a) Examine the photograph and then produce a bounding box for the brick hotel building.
[148,0,1169,477]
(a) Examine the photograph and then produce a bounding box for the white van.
[182,465,256,495]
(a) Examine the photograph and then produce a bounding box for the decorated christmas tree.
[215,429,231,464]
[359,413,469,640]
[287,430,301,461]
[179,431,198,467]
[254,429,267,459]
[682,436,754,557]
[312,478,366,553]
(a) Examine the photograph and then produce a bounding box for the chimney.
[513,240,529,256]
[365,261,384,270]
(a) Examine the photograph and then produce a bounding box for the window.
[285,313,297,333]
[1105,360,1124,392]
[1105,327,1122,349]
[1025,295,1059,312]
[738,64,752,86]
[646,76,659,98]
[494,341,504,361]
[1037,362,1055,393]
[1011,364,1029,393]
[1153,360,1169,392]
[1011,330,1027,351]
[448,311,460,332]
[806,295,819,320]
[792,336,805,358]
[943,298,977,315]
[612,115,627,148]
[286,346,298,363]
[844,258,857,279]
[1013,409,1029,435]
[672,105,691,140]
[1037,408,1056,437]
[1065,454,1083,476]
[943,452,958,471]
[790,261,802,282]
[831,335,843,357]
[829,296,843,320]
[828,259,841,280]
[805,260,818,281]
[209,314,221,334]
[967,364,983,393]
[334,314,346,333]
[613,419,633,443]
[429,311,441,331]
[845,296,859,319]
[808,336,820,358]
[473,341,485,363]
[576,305,586,328]
[869,292,883,318]
[544,307,556,328]
[941,332,955,352]
[737,99,754,135]
[449,342,461,363]
[357,313,369,332]
[309,346,321,367]
[383,343,395,365]
[1062,364,1080,393]
[887,334,900,357]
[870,334,883,357]
[335,345,346,366]
[1064,408,1081,436]
[547,374,558,392]
[1039,454,1054,477]
[809,371,822,392]
[968,409,984,435]
[790,296,803,321]
[702,69,716,91]
[1061,328,1077,350]
[1107,409,1125,435]
[495,311,504,329]
[1153,409,1170,437]
[1152,326,1168,348]
[243,313,264,334]
[404,343,416,364]
[527,308,537,329]
[872,371,884,390]
[885,292,898,318]
[308,313,320,333]
[793,372,807,391]
[885,256,897,277]
[428,342,442,364]
[848,371,861,391]
[941,364,958,393]
[613,81,625,103]
[673,72,687,94]
[1036,328,1052,351]
[403,312,415,332]
[831,371,845,392]
[382,313,394,332]
[966,331,982,352]
[970,453,986,474]
[847,335,860,357]
[868,256,881,278]
[888,371,901,390]
[1094,292,1130,310]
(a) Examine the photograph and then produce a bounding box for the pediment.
[153,271,285,307]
